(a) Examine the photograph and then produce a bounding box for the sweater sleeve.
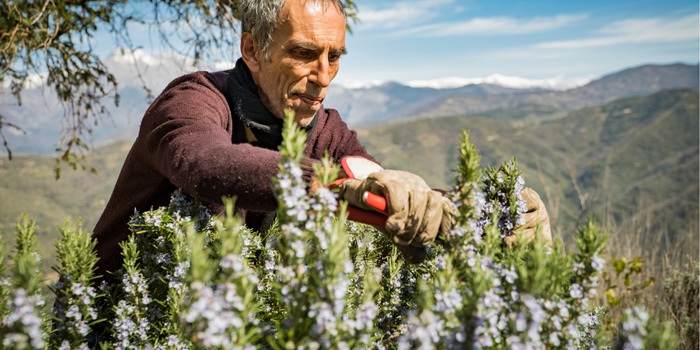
[140,73,280,211]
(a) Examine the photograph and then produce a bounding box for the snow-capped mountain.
[338,74,591,91]
[403,74,588,90]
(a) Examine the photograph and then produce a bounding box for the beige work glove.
[338,170,453,263]
[504,187,553,247]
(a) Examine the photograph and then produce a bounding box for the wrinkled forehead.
[302,0,342,12]
[275,0,347,41]
[279,0,344,22]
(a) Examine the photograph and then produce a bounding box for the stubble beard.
[286,89,321,126]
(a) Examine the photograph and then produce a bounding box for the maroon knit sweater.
[92,70,374,281]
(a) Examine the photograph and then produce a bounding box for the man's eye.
[329,53,341,62]
[293,49,314,58]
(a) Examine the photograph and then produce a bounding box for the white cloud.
[356,0,455,29]
[536,13,699,49]
[393,14,588,37]
[105,49,237,92]
[0,72,49,90]
[1,49,237,94]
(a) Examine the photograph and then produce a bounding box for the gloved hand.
[504,187,552,247]
[338,169,453,263]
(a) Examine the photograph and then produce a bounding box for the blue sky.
[332,0,699,86]
[89,0,698,89]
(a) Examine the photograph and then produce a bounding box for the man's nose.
[310,55,331,88]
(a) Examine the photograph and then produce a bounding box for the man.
[92,0,551,281]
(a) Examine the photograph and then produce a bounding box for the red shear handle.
[346,192,388,227]
[363,192,387,213]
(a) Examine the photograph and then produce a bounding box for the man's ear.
[240,32,261,73]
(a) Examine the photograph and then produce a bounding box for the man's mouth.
[297,94,323,108]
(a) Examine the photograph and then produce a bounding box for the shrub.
[0,114,680,349]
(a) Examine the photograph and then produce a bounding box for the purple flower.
[570,284,583,299]
[591,256,605,272]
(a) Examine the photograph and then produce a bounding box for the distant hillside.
[579,63,700,98]
[355,89,699,254]
[324,81,540,126]
[0,142,129,263]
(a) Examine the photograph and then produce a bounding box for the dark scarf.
[227,58,317,150]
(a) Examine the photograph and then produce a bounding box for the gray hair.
[238,0,346,58]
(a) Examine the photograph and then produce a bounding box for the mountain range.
[327,63,699,126]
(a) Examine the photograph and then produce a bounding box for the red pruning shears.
[330,156,389,228]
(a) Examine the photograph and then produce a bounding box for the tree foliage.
[0,0,358,177]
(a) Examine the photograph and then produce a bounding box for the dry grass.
[602,204,698,349]
[541,167,699,348]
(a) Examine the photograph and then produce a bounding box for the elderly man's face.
[243,0,347,125]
